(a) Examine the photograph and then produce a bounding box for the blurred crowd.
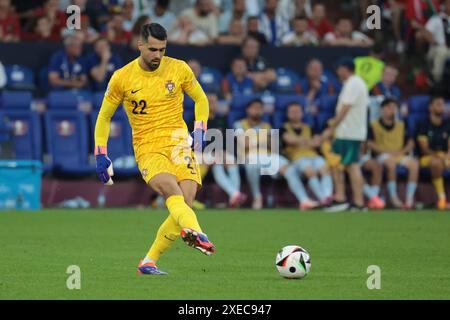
[0,0,449,92]
[0,0,378,48]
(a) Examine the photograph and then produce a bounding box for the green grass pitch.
[0,208,450,300]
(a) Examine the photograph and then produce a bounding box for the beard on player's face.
[143,56,161,71]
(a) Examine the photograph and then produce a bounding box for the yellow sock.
[432,178,446,199]
[200,165,209,180]
[146,215,181,262]
[166,195,202,232]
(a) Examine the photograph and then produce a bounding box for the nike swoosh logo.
[131,89,142,94]
[164,235,176,242]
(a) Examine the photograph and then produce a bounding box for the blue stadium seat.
[406,113,424,138]
[230,94,262,110]
[408,95,430,114]
[0,110,41,160]
[92,91,105,110]
[44,110,93,175]
[274,94,306,111]
[90,110,138,176]
[0,91,33,110]
[318,95,338,114]
[183,94,195,110]
[47,90,93,111]
[268,68,301,94]
[38,66,50,94]
[272,110,314,129]
[183,109,195,126]
[5,64,35,91]
[315,113,334,133]
[199,67,223,94]
[47,91,79,110]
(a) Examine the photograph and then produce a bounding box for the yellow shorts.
[420,152,450,167]
[324,152,343,170]
[136,148,202,187]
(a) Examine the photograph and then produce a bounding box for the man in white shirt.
[425,0,450,83]
[321,57,375,211]
[258,0,290,46]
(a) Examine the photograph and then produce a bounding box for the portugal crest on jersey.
[165,80,175,96]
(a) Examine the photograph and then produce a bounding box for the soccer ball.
[275,245,311,279]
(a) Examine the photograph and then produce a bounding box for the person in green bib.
[354,44,385,91]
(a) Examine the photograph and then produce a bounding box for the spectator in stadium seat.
[129,15,151,50]
[0,0,20,42]
[240,36,277,91]
[201,93,247,208]
[103,8,133,45]
[299,59,335,101]
[181,0,219,41]
[78,14,100,43]
[30,0,66,42]
[246,16,268,45]
[234,99,292,210]
[86,37,123,91]
[308,3,333,40]
[169,15,211,45]
[48,34,88,90]
[222,57,254,100]
[216,18,246,45]
[281,15,318,47]
[371,65,401,100]
[258,0,290,46]
[367,98,418,209]
[22,16,55,42]
[122,0,137,32]
[404,0,439,50]
[281,102,333,208]
[149,0,177,31]
[218,0,247,34]
[278,0,312,21]
[323,17,374,47]
[85,0,116,31]
[187,59,202,78]
[376,0,406,53]
[416,95,450,210]
[424,0,450,85]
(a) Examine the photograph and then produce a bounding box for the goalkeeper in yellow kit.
[94,23,215,275]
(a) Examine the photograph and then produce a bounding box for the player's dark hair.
[140,23,167,42]
[430,94,445,105]
[247,15,259,21]
[233,56,246,64]
[371,43,384,56]
[381,98,398,108]
[335,56,355,72]
[93,36,108,46]
[156,0,170,9]
[246,98,263,109]
[294,15,308,21]
[286,101,304,111]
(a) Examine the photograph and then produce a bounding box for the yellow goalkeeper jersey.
[96,56,208,162]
